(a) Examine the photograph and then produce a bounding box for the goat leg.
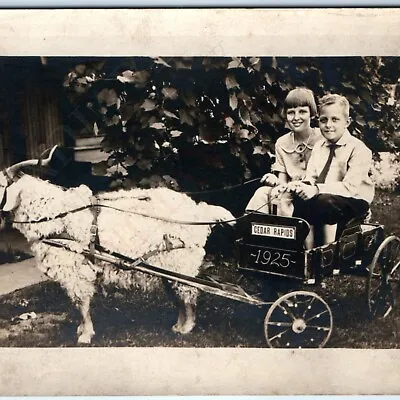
[172,300,186,334]
[76,296,95,344]
[172,299,196,335]
[180,302,196,334]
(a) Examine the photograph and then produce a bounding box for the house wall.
[0,115,11,168]
[20,84,64,161]
[0,58,66,169]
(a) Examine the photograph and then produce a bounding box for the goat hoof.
[172,323,183,334]
[172,321,195,335]
[77,325,84,336]
[77,326,95,344]
[180,322,195,334]
[77,332,94,344]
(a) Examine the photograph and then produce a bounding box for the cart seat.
[336,209,371,239]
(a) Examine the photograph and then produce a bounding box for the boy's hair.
[318,94,350,119]
[284,87,318,117]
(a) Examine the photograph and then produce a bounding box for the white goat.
[0,148,235,344]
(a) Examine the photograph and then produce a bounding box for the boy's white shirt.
[305,129,375,204]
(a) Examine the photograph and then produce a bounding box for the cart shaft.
[42,238,269,307]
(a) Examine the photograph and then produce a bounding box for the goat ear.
[2,184,20,212]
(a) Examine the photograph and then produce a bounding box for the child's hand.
[260,173,279,187]
[290,182,318,200]
[270,184,287,198]
[286,181,301,192]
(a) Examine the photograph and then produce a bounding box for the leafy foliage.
[63,57,400,210]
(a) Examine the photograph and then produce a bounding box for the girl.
[246,87,322,216]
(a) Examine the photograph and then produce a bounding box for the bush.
[62,56,400,207]
[372,152,400,191]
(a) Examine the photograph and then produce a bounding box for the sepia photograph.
[0,54,399,350]
[0,8,400,395]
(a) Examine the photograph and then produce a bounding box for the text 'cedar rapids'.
[251,224,296,239]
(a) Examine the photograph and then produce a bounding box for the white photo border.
[0,8,400,395]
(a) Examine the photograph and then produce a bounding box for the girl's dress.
[246,128,322,215]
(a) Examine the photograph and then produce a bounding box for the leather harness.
[89,195,100,261]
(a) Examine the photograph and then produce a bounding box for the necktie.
[316,144,337,184]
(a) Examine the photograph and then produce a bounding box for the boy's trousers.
[292,193,369,225]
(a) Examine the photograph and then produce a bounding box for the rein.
[10,205,93,224]
[181,177,261,195]
[9,194,282,227]
[7,177,285,227]
[10,203,241,226]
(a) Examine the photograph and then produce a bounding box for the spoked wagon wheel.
[367,236,400,319]
[264,291,333,348]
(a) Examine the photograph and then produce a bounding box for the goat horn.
[40,145,58,167]
[5,145,58,179]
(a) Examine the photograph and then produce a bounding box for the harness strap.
[89,195,100,261]
[267,190,272,214]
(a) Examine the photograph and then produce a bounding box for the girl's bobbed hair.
[283,87,318,117]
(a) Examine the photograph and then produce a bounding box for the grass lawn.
[0,189,399,348]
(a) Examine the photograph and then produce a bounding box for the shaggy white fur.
[4,174,235,344]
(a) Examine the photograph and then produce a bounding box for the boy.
[287,93,375,246]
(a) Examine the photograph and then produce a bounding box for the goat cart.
[3,146,398,347]
[235,212,400,348]
[42,210,400,349]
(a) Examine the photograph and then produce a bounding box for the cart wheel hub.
[292,319,306,333]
